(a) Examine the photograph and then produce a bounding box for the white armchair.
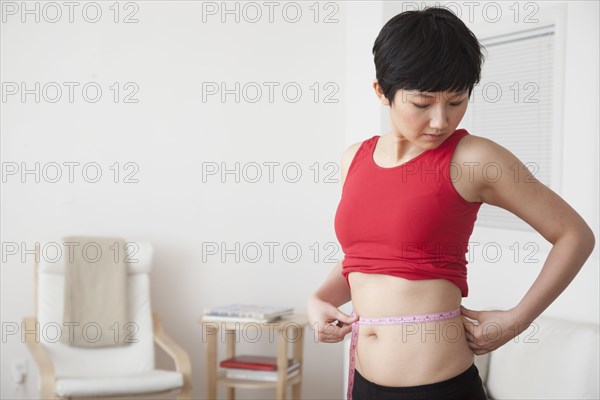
[24,241,192,399]
[473,314,599,399]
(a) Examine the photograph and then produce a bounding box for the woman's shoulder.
[452,131,529,202]
[340,136,376,185]
[454,131,513,165]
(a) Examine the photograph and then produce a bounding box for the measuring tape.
[346,308,461,400]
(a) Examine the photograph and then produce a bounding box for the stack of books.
[203,304,294,323]
[220,355,300,382]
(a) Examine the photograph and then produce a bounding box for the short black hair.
[372,6,486,105]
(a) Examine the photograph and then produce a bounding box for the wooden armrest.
[23,317,56,399]
[152,312,192,393]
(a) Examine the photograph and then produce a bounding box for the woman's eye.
[413,101,464,109]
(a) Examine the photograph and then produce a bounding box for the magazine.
[203,304,294,323]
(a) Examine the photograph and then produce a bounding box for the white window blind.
[464,25,557,231]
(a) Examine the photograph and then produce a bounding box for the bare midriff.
[348,271,474,386]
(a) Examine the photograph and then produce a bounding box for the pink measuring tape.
[346,308,461,400]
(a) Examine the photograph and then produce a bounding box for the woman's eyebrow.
[406,92,436,99]
[410,92,466,99]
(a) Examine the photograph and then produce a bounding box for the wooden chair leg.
[176,388,191,400]
[291,325,304,400]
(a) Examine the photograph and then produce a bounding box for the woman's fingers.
[462,315,484,350]
[461,316,491,355]
[333,309,359,326]
[318,319,353,342]
[306,296,357,343]
[337,324,353,336]
[321,321,343,341]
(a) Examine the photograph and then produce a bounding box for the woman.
[307,6,596,400]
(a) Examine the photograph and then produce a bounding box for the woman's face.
[373,81,469,148]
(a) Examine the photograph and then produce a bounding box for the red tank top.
[334,129,482,297]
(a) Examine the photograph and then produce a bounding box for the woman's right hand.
[307,294,359,343]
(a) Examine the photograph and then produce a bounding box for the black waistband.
[354,363,479,395]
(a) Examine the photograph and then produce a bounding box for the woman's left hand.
[459,305,531,355]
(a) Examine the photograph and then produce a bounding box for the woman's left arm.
[459,136,596,355]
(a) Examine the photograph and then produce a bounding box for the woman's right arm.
[307,141,363,343]
[311,260,351,307]
[307,260,358,342]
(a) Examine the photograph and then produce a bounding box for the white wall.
[1,2,347,398]
[1,1,598,400]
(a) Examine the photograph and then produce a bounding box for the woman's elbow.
[578,223,596,256]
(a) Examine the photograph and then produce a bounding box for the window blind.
[464,25,557,231]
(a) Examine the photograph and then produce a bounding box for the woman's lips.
[423,133,444,141]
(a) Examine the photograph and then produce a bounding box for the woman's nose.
[429,105,449,130]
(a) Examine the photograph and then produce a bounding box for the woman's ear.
[373,80,390,106]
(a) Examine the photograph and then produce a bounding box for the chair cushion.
[37,241,155,377]
[55,369,184,397]
[486,316,599,399]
